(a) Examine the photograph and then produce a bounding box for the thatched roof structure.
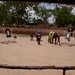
[42,19,50,27]
[67,24,73,28]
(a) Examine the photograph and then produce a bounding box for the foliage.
[33,4,52,20]
[0,1,75,27]
[52,4,75,27]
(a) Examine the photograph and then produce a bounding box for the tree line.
[0,1,75,27]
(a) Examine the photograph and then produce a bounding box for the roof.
[67,24,73,28]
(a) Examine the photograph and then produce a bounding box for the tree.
[0,1,38,26]
[32,18,43,25]
[0,1,10,25]
[33,3,52,27]
[52,4,74,27]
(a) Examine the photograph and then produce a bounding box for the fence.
[0,64,75,75]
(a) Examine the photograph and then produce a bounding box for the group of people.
[5,28,73,46]
[30,30,42,45]
[30,30,61,46]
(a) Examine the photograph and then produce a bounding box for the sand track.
[0,34,75,75]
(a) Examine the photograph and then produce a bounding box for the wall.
[0,26,75,36]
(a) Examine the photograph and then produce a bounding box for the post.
[73,31,75,37]
[63,69,66,75]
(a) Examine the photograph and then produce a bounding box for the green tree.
[1,1,37,26]
[0,1,9,25]
[33,3,52,26]
[52,4,74,27]
[32,18,42,25]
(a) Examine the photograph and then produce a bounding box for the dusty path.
[0,33,75,75]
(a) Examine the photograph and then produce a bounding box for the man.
[5,28,11,37]
[36,33,41,45]
[30,32,34,41]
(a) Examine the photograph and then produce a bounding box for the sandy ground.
[0,33,75,75]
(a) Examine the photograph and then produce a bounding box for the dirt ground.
[0,33,75,75]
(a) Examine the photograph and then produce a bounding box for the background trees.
[0,1,75,27]
[52,4,75,27]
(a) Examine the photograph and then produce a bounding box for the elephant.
[48,31,61,46]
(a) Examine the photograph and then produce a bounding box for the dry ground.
[0,33,75,75]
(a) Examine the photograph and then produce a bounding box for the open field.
[0,33,75,75]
